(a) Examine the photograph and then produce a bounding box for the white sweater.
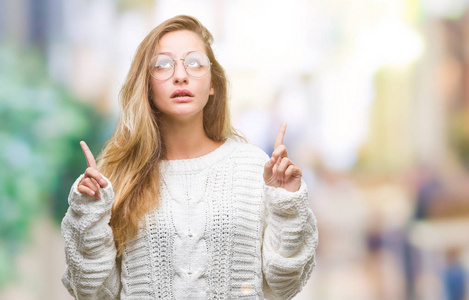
[61,139,318,300]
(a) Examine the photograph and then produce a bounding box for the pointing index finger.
[274,123,287,149]
[80,141,97,169]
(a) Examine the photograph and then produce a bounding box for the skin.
[77,141,107,199]
[77,32,303,197]
[263,123,302,192]
[150,30,220,160]
[150,30,214,122]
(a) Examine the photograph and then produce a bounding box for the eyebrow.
[158,51,175,56]
[157,50,199,57]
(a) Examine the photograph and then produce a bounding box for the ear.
[209,86,215,96]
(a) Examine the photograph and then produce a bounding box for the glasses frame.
[149,51,212,81]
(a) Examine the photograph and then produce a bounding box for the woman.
[62,15,318,300]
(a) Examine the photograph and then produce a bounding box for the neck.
[160,115,222,160]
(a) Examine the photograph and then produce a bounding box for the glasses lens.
[184,52,211,78]
[150,55,174,80]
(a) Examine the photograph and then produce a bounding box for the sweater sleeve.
[61,174,121,300]
[262,179,318,300]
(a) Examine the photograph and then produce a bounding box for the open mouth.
[173,93,191,98]
[171,90,194,98]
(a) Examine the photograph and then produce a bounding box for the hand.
[263,123,302,192]
[77,141,108,199]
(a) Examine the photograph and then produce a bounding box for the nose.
[172,59,188,84]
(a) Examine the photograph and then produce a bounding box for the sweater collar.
[160,138,237,174]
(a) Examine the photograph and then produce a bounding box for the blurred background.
[1,0,469,299]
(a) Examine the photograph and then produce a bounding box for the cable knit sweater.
[61,139,318,300]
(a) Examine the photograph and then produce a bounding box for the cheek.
[151,79,161,93]
[149,85,165,109]
[150,80,166,98]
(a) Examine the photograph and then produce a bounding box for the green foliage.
[0,45,109,286]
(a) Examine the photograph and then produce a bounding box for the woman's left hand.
[264,123,302,192]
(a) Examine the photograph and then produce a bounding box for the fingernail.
[99,179,106,186]
[89,191,95,196]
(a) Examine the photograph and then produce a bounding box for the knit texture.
[62,139,318,299]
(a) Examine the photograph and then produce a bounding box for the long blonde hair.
[97,15,241,256]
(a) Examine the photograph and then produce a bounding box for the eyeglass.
[149,51,212,81]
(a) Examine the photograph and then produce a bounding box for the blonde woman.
[61,15,318,300]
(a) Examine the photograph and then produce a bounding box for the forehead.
[157,30,206,55]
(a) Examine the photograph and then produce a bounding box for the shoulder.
[227,138,270,165]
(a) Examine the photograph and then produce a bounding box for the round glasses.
[149,51,212,81]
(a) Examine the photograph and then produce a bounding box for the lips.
[171,89,194,98]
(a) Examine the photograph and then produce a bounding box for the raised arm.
[262,124,318,299]
[61,141,121,299]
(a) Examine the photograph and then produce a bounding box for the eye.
[154,56,174,69]
[185,58,201,68]
[184,52,209,69]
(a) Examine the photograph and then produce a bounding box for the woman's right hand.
[77,141,108,199]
